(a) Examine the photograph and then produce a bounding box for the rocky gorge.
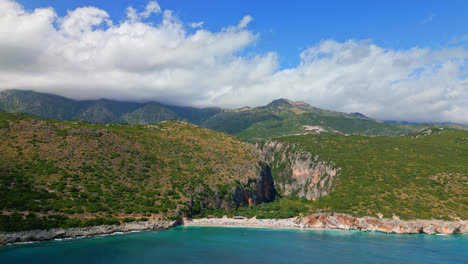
[233,163,277,207]
[255,141,339,200]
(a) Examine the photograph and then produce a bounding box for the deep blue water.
[0,226,467,264]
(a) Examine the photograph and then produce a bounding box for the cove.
[0,226,466,264]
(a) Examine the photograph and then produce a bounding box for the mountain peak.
[350,112,370,119]
[267,98,294,106]
[267,98,312,106]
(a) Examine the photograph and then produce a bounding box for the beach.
[184,217,302,229]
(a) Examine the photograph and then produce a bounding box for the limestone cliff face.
[233,162,277,206]
[255,141,339,200]
[184,162,276,216]
[297,213,468,235]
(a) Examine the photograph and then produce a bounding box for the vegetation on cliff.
[1,109,467,232]
[268,129,468,220]
[0,113,271,231]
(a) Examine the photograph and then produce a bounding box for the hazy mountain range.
[0,89,465,139]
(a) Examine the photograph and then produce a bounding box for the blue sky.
[1,0,468,123]
[17,0,468,68]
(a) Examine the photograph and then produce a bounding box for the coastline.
[0,219,178,246]
[298,213,468,235]
[184,217,301,230]
[184,214,468,235]
[2,214,467,245]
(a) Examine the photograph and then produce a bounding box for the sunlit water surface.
[0,226,466,264]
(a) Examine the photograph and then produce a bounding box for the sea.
[0,226,467,263]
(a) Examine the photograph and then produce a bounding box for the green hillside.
[0,112,467,232]
[121,104,182,124]
[0,113,272,231]
[267,129,468,220]
[203,99,438,139]
[1,92,467,230]
[75,100,143,123]
[0,90,84,121]
[0,90,221,125]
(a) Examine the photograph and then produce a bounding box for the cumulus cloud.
[0,0,467,124]
[126,1,160,22]
[60,7,110,36]
[253,40,468,124]
[141,1,161,18]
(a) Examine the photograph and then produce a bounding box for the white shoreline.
[3,216,467,246]
[183,217,305,230]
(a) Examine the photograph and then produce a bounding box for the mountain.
[76,100,143,123]
[0,90,83,120]
[202,98,436,139]
[121,103,182,125]
[1,90,464,139]
[350,112,372,119]
[0,90,221,125]
[167,105,222,126]
[384,119,468,131]
[0,113,274,231]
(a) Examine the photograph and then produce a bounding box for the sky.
[1,0,468,124]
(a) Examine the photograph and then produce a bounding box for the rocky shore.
[298,213,468,235]
[185,214,468,235]
[0,220,179,245]
[2,214,466,245]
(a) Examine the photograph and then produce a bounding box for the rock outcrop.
[184,162,277,216]
[0,220,179,245]
[233,162,277,206]
[297,213,468,235]
[256,141,339,200]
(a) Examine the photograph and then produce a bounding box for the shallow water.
[0,226,467,264]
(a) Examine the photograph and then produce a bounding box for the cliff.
[297,213,468,235]
[233,162,277,206]
[255,141,339,200]
[184,162,277,217]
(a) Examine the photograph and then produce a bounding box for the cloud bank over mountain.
[0,0,467,124]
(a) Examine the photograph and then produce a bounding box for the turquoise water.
[0,226,467,263]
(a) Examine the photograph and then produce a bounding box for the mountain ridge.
[0,90,222,125]
[1,90,466,139]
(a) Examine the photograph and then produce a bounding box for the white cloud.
[141,1,161,18]
[60,7,110,36]
[0,0,467,124]
[248,40,468,124]
[127,1,160,22]
[190,21,204,28]
[238,15,252,29]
